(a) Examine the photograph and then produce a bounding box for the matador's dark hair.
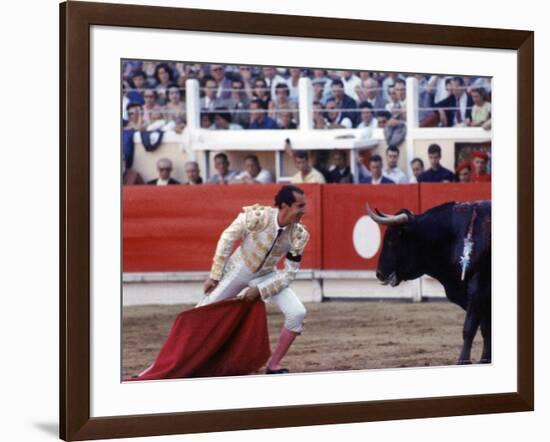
[275,185,304,209]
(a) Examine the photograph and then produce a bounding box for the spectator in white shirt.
[233,155,274,184]
[357,102,378,130]
[383,146,408,184]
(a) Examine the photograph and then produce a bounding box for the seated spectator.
[147,158,180,185]
[128,70,147,105]
[142,88,163,126]
[125,103,145,131]
[312,77,327,103]
[324,98,353,129]
[122,156,144,185]
[269,83,298,124]
[383,146,408,184]
[164,83,186,126]
[456,161,472,183]
[233,155,274,184]
[340,70,362,102]
[287,68,302,102]
[200,109,215,128]
[312,101,326,129]
[226,78,250,128]
[357,77,387,112]
[469,88,491,127]
[212,107,243,130]
[435,77,473,127]
[326,78,358,126]
[251,78,271,108]
[278,110,297,129]
[417,144,455,182]
[209,64,232,99]
[359,155,395,184]
[357,101,378,130]
[146,107,171,132]
[376,110,392,128]
[200,76,228,111]
[290,150,326,184]
[471,151,491,182]
[328,150,353,183]
[184,161,203,185]
[385,79,407,120]
[409,157,425,183]
[260,66,287,99]
[154,63,175,105]
[208,152,239,184]
[249,99,279,129]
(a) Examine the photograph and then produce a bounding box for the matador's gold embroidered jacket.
[209,204,309,300]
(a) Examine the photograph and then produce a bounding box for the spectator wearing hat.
[471,151,491,182]
[417,144,455,183]
[456,161,472,183]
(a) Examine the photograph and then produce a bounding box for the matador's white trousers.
[197,254,306,333]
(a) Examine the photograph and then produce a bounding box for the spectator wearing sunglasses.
[147,158,180,185]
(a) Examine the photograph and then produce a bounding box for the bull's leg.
[458,274,484,365]
[458,307,480,364]
[479,314,491,363]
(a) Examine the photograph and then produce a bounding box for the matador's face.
[282,192,306,225]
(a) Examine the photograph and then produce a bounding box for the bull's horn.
[366,203,409,225]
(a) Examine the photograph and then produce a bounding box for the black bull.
[368,201,491,364]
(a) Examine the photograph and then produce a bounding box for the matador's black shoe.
[265,367,289,374]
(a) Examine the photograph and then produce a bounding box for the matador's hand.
[240,287,260,302]
[203,278,219,295]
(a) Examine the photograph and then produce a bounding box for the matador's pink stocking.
[268,327,299,370]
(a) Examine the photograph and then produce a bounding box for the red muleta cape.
[126,298,271,381]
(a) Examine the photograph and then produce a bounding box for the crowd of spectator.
[121,60,492,187]
[122,60,492,133]
[123,141,491,187]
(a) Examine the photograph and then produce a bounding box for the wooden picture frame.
[60,1,534,440]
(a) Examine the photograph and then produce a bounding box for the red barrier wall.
[123,184,322,272]
[123,183,491,273]
[321,184,420,270]
[420,183,491,212]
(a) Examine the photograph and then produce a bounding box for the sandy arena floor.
[122,300,485,377]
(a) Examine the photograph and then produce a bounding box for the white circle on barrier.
[353,216,381,259]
